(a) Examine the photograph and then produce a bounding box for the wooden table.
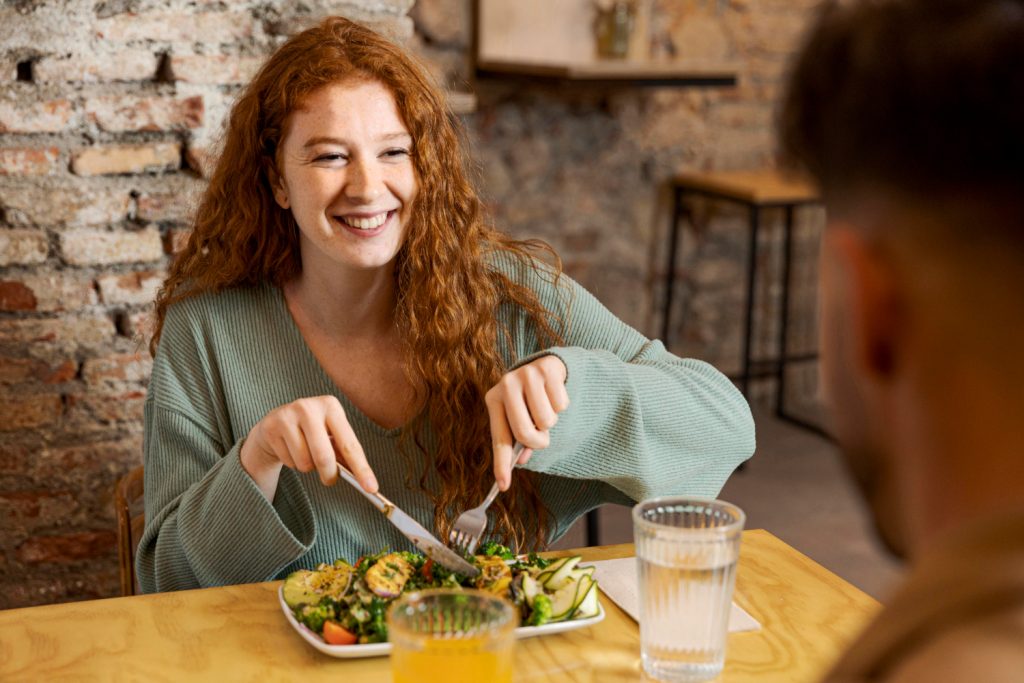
[0,530,878,682]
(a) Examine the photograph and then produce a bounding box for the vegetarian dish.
[281,543,600,645]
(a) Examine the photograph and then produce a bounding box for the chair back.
[115,466,145,596]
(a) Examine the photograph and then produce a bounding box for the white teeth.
[340,212,388,230]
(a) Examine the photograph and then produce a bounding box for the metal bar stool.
[663,168,825,435]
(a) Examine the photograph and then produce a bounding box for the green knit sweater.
[138,258,755,593]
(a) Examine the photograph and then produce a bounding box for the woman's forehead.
[283,79,409,142]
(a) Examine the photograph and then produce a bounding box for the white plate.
[278,587,605,659]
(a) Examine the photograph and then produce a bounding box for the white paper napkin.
[588,557,760,632]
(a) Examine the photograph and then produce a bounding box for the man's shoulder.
[883,608,1024,682]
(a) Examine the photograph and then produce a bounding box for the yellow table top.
[0,529,879,682]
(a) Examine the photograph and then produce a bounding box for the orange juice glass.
[388,589,517,683]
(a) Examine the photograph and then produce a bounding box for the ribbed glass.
[632,498,745,682]
[388,589,517,683]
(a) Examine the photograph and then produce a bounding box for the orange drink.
[388,589,517,683]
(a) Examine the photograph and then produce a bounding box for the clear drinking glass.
[633,497,745,683]
[388,589,517,683]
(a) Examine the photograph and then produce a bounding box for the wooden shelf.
[477,58,738,86]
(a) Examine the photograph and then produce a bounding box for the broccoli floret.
[479,541,515,559]
[527,594,553,626]
[396,551,424,569]
[297,602,335,633]
[367,597,389,640]
[527,552,552,569]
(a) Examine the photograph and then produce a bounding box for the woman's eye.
[382,148,410,159]
[314,153,346,163]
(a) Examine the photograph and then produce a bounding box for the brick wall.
[0,0,413,609]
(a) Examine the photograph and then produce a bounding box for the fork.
[449,442,525,556]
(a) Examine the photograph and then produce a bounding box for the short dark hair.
[780,0,1024,221]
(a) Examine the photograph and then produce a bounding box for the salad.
[281,542,600,646]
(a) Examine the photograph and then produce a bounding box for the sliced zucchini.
[282,570,321,609]
[535,556,571,583]
[522,573,540,604]
[282,563,353,609]
[544,556,582,590]
[549,577,584,621]
[574,578,599,619]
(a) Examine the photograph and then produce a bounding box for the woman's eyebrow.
[301,132,410,149]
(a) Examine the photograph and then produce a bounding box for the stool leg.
[662,186,684,346]
[776,205,795,416]
[585,508,601,547]
[740,205,760,397]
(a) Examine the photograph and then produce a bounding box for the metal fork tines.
[449,442,524,556]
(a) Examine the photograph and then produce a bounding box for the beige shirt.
[824,511,1024,682]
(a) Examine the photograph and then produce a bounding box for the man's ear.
[268,166,290,209]
[828,226,903,380]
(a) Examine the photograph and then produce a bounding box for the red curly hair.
[151,16,564,550]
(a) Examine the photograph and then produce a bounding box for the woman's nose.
[344,157,384,203]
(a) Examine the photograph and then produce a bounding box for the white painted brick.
[0,230,50,266]
[170,54,263,84]
[96,270,164,305]
[0,147,61,176]
[72,143,181,176]
[34,50,159,83]
[0,97,75,133]
[1,186,130,227]
[0,271,98,312]
[85,95,203,132]
[95,11,256,44]
[60,226,164,266]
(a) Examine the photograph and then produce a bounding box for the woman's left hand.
[485,355,570,491]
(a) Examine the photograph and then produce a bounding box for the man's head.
[780,0,1024,557]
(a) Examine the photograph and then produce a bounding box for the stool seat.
[673,168,819,206]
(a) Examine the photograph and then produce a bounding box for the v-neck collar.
[269,283,405,439]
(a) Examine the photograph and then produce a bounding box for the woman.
[138,16,754,592]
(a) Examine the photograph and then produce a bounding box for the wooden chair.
[114,466,145,596]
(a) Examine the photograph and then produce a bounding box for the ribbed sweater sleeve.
[505,258,756,501]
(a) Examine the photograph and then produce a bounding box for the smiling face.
[272,79,417,279]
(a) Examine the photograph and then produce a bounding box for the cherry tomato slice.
[323,620,358,646]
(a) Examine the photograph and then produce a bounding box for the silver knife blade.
[335,462,480,577]
[384,505,481,577]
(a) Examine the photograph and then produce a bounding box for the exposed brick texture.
[34,50,159,83]
[0,230,49,266]
[0,394,63,431]
[60,227,164,266]
[0,0,419,610]
[0,272,97,312]
[0,147,61,176]
[72,143,181,176]
[96,270,164,305]
[0,97,75,133]
[2,186,131,227]
[85,95,204,132]
[170,55,264,84]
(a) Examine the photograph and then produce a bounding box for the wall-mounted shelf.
[474,1,737,88]
[476,58,737,87]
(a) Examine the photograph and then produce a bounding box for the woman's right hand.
[240,396,378,501]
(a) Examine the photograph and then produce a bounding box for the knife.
[335,462,481,578]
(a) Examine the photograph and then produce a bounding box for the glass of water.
[632,498,745,682]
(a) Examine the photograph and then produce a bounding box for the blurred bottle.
[594,0,635,59]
